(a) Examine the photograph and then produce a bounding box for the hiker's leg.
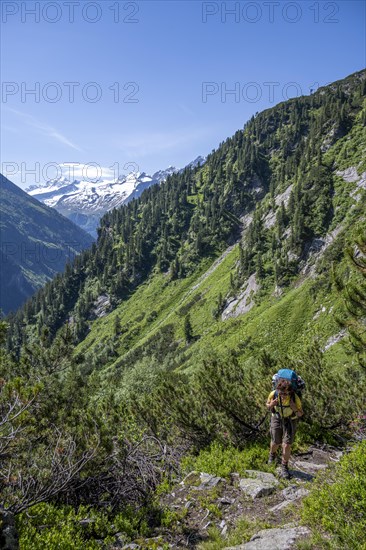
[282,442,291,463]
[282,419,297,465]
[269,414,282,460]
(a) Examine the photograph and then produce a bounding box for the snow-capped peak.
[26,156,206,238]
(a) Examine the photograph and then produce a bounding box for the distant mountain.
[181,156,206,171]
[26,158,206,238]
[27,172,167,238]
[0,174,93,314]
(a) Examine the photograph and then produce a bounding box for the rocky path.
[119,443,343,550]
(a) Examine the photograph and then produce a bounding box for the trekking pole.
[279,394,285,432]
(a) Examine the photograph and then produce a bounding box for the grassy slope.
[77,219,360,396]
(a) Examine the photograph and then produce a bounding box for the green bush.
[160,507,188,529]
[17,504,104,549]
[181,440,271,478]
[17,502,152,549]
[301,440,366,549]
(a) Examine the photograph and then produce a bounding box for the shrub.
[17,504,104,549]
[301,440,366,549]
[181,440,271,478]
[17,502,153,549]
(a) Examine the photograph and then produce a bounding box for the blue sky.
[1,0,365,189]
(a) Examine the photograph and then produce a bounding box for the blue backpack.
[272,369,305,397]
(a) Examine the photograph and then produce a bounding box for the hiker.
[266,378,303,479]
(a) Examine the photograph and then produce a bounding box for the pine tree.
[114,314,121,338]
[276,201,287,238]
[230,272,235,291]
[184,314,194,344]
[170,257,180,280]
[256,252,264,279]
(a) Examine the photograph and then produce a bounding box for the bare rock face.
[91,294,111,319]
[336,166,361,183]
[221,274,258,320]
[264,185,294,229]
[336,166,366,202]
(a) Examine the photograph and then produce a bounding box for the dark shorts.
[270,414,297,445]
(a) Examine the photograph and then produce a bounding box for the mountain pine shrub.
[301,440,366,549]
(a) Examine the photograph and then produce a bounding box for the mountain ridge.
[0,174,93,314]
[26,156,207,238]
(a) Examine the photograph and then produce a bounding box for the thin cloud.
[115,127,213,157]
[177,103,196,116]
[3,107,83,152]
[49,132,82,151]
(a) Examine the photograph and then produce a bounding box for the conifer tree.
[184,314,194,344]
[114,314,121,338]
[256,252,265,279]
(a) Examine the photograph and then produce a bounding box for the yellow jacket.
[267,390,303,419]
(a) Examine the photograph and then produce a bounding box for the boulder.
[219,496,235,505]
[239,478,276,499]
[287,469,313,482]
[198,473,225,490]
[269,500,294,512]
[239,470,278,499]
[294,461,328,473]
[244,471,278,484]
[282,486,310,501]
[224,525,310,549]
[269,487,310,512]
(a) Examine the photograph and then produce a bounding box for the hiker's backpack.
[271,368,305,397]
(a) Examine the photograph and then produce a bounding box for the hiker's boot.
[268,453,277,465]
[280,462,291,480]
